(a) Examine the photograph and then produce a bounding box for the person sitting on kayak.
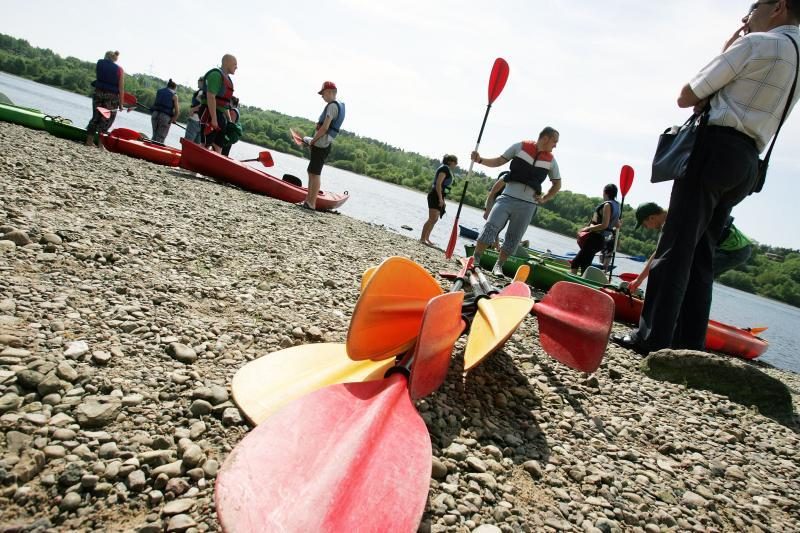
[627,202,752,292]
[200,54,237,153]
[419,154,458,246]
[151,79,179,144]
[185,77,205,144]
[86,50,124,148]
[470,127,562,276]
[299,81,346,211]
[571,184,621,276]
[221,97,242,157]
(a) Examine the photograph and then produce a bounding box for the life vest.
[592,200,621,235]
[93,59,120,93]
[430,164,453,192]
[201,68,234,109]
[190,89,203,108]
[317,101,345,139]
[505,141,554,195]
[152,88,175,117]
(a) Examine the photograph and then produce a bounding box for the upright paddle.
[445,58,510,259]
[608,165,635,282]
[216,292,465,532]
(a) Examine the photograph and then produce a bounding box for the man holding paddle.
[200,54,237,153]
[470,127,562,276]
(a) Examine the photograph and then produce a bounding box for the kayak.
[459,225,479,239]
[43,116,89,142]
[601,288,768,359]
[179,138,350,210]
[0,102,46,130]
[102,128,182,167]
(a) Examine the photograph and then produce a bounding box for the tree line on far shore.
[1,32,798,307]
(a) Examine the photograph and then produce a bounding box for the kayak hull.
[43,116,89,142]
[179,138,350,210]
[600,288,768,359]
[459,225,479,239]
[102,129,182,167]
[0,102,46,130]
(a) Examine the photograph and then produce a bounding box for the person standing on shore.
[420,154,458,245]
[184,77,205,143]
[571,184,621,276]
[614,3,799,355]
[86,50,124,148]
[626,203,753,292]
[151,79,179,143]
[200,54,237,153]
[300,81,345,211]
[470,127,562,276]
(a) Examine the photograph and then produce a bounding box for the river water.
[2,72,798,373]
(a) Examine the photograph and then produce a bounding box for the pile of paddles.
[215,256,615,531]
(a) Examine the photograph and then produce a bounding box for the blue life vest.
[431,164,453,192]
[152,88,176,117]
[317,101,345,139]
[93,59,120,93]
[594,200,621,236]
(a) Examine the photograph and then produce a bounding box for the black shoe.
[611,333,650,356]
[298,201,316,211]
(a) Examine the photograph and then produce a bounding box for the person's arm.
[434,172,446,206]
[117,67,125,110]
[629,252,656,292]
[471,151,508,168]
[311,105,334,145]
[483,180,506,218]
[537,179,560,204]
[172,95,179,123]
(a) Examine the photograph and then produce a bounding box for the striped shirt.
[690,25,800,152]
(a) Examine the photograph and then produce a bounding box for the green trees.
[2,32,799,307]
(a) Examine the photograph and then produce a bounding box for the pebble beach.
[1,122,799,532]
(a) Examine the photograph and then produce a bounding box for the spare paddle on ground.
[445,58,510,259]
[216,292,465,532]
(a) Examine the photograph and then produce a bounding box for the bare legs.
[419,208,439,245]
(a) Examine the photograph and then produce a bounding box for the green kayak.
[43,115,90,142]
[0,102,46,130]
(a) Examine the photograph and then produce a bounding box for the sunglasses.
[748,0,779,14]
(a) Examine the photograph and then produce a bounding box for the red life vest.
[202,68,235,109]
[506,141,554,195]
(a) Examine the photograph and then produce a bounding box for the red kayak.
[601,288,768,359]
[179,138,349,210]
[101,128,182,167]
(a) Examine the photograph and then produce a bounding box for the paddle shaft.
[607,196,625,282]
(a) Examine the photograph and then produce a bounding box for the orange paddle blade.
[463,296,534,371]
[513,264,531,282]
[533,282,614,373]
[347,257,442,361]
[747,326,768,336]
[360,266,377,292]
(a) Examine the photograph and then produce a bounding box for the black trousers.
[636,126,759,351]
[572,232,605,272]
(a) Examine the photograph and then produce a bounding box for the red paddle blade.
[289,128,304,146]
[258,151,274,166]
[347,257,442,361]
[216,373,431,531]
[619,272,638,282]
[533,282,614,373]
[407,292,465,400]
[498,281,531,298]
[122,92,137,106]
[445,216,459,259]
[488,58,510,104]
[96,107,112,119]
[619,165,635,197]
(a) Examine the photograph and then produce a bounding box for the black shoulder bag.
[752,35,799,194]
[650,103,711,184]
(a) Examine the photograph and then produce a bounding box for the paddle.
[608,165,634,282]
[618,272,638,282]
[444,58,510,259]
[95,92,138,119]
[96,106,133,119]
[745,326,768,336]
[216,292,465,532]
[290,128,305,146]
[240,151,275,167]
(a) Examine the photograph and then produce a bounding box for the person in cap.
[470,127,562,276]
[299,81,346,210]
[420,154,458,246]
[86,50,124,148]
[625,202,752,292]
[151,79,179,143]
[612,3,799,355]
[184,77,205,144]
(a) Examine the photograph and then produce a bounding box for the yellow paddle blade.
[231,343,395,425]
[360,266,378,292]
[347,257,443,361]
[513,264,531,283]
[463,296,534,371]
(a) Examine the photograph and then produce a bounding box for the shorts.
[427,189,446,217]
[199,106,228,148]
[308,144,331,174]
[477,195,537,256]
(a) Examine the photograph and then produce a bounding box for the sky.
[3,0,799,249]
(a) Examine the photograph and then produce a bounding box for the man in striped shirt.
[614,1,799,355]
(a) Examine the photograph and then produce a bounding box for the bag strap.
[762,35,799,165]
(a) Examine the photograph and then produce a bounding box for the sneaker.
[492,260,504,277]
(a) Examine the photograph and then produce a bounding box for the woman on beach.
[571,183,620,275]
[420,154,457,246]
[151,79,179,143]
[86,50,124,148]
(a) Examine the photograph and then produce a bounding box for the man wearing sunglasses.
[613,1,800,355]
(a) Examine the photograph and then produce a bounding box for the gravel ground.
[1,122,798,532]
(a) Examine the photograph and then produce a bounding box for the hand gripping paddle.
[216,292,465,532]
